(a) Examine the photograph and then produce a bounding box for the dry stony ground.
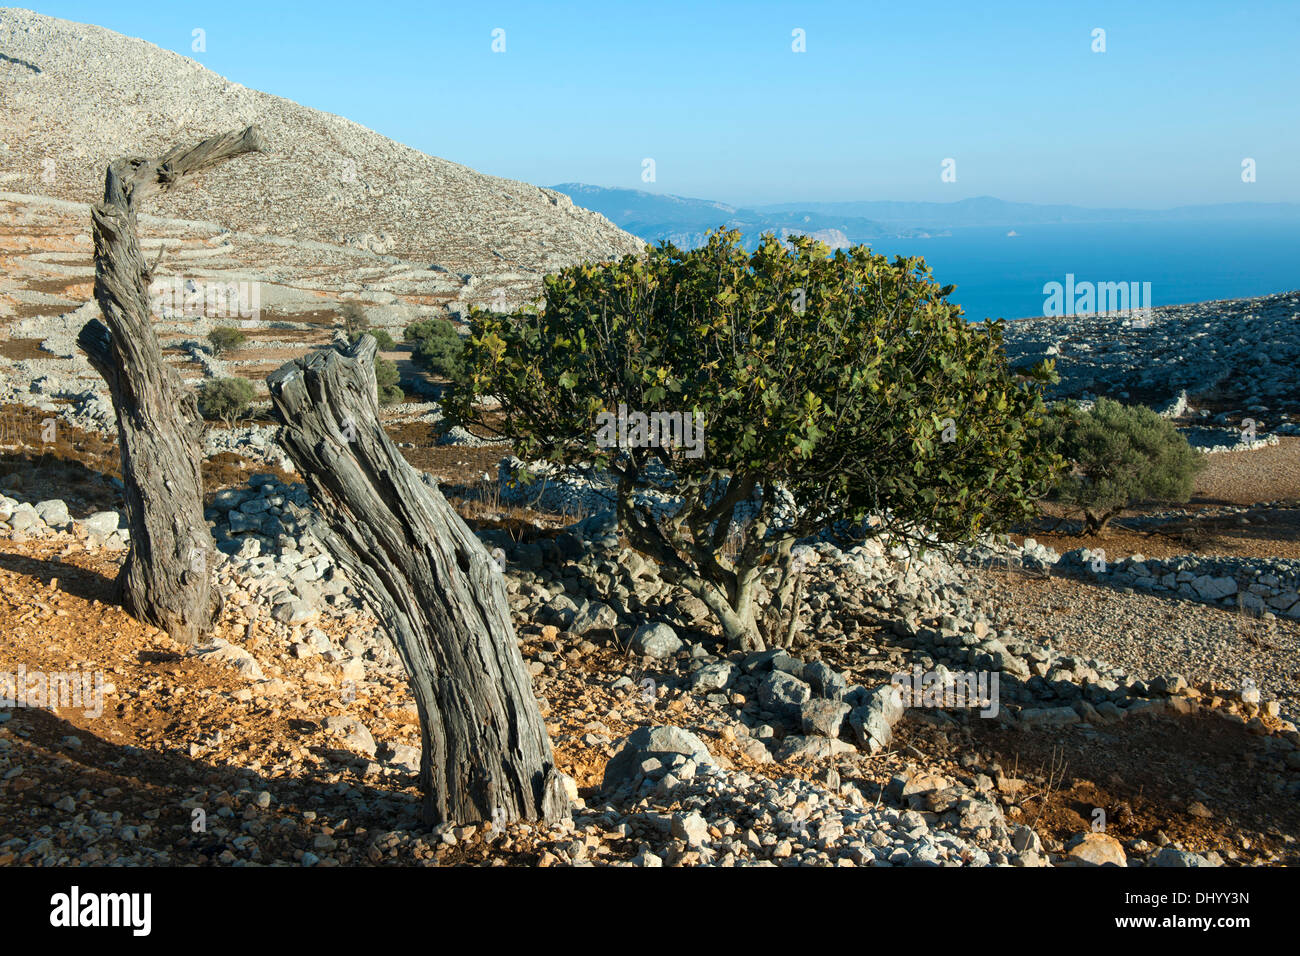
[0,532,884,867]
[2,532,1298,868]
[993,439,1300,714]
[1,422,1299,867]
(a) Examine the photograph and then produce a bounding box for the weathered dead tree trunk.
[266,335,572,827]
[77,127,265,644]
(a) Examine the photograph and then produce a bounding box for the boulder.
[775,735,856,763]
[228,511,262,533]
[803,660,848,700]
[602,725,716,790]
[379,742,421,773]
[847,684,905,753]
[79,511,120,537]
[993,650,1031,680]
[322,715,377,758]
[800,698,850,738]
[541,594,578,629]
[1192,574,1237,601]
[670,812,709,847]
[630,622,683,659]
[1065,832,1127,867]
[757,670,813,715]
[742,649,801,675]
[669,595,710,625]
[900,771,952,805]
[271,600,317,625]
[736,736,773,764]
[571,601,618,635]
[689,661,738,692]
[193,637,264,680]
[7,508,42,533]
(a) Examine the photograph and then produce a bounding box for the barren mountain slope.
[0,7,642,285]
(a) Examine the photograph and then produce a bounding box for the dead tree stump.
[77,126,265,644]
[266,335,572,827]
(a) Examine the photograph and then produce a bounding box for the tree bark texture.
[78,126,266,644]
[266,335,572,827]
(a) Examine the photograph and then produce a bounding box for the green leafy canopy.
[452,230,1062,547]
[1042,397,1204,532]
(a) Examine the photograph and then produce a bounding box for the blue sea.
[860,220,1300,322]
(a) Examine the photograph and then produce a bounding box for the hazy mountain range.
[549,184,934,250]
[550,184,1300,250]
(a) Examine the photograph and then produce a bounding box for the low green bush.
[198,377,256,426]
[405,318,466,381]
[1042,397,1204,533]
[207,326,247,356]
[375,356,403,405]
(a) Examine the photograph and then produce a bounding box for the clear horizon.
[548,185,1300,214]
[15,0,1300,209]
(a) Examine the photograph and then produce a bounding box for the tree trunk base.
[268,335,571,827]
[77,128,264,644]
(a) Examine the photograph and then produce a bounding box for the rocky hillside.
[0,8,642,298]
[1000,290,1300,419]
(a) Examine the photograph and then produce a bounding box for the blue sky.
[22,0,1300,207]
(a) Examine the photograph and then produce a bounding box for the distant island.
[549,184,1300,251]
[548,183,931,250]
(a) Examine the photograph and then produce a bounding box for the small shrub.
[199,377,256,426]
[340,299,369,337]
[405,318,466,381]
[375,356,403,405]
[351,328,396,351]
[207,326,247,356]
[1042,397,1204,533]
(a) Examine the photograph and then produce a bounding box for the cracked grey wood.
[77,126,265,644]
[266,335,571,826]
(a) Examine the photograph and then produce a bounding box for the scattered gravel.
[984,570,1300,723]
